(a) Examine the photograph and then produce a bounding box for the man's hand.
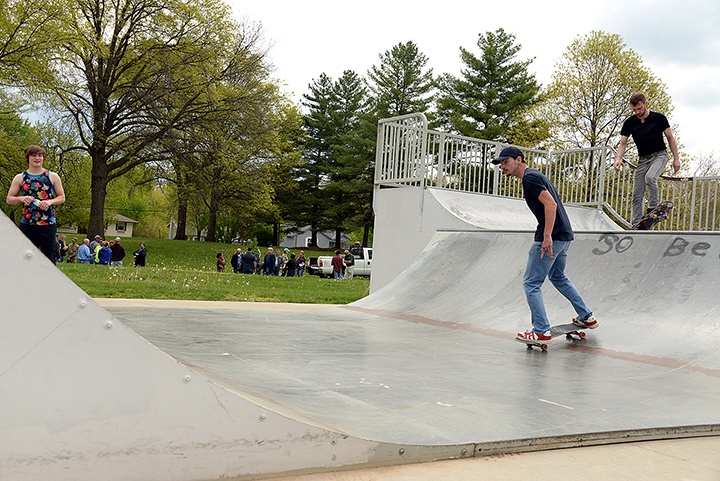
[541,236,553,259]
[672,158,681,174]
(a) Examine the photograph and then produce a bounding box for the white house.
[105,214,139,238]
[57,214,139,238]
[280,226,351,249]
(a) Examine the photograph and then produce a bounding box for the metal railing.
[375,113,720,231]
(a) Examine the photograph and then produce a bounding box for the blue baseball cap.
[491,146,524,164]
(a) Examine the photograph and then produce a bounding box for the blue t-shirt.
[522,168,574,242]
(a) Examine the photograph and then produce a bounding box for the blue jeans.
[523,241,591,334]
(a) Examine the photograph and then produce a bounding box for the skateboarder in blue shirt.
[491,146,598,342]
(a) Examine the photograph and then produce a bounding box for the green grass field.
[57,237,370,304]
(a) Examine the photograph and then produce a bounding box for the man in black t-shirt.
[614,92,680,225]
[492,146,598,343]
[240,247,257,274]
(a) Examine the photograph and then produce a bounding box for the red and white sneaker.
[572,315,598,329]
[516,330,552,342]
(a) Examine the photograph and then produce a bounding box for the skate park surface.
[2,204,720,479]
[105,229,720,479]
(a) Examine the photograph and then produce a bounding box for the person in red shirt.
[331,250,344,280]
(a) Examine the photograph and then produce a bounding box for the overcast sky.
[231,0,720,159]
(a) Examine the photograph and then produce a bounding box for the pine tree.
[436,28,540,141]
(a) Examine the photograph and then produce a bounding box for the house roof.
[114,214,139,223]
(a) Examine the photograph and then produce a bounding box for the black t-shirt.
[620,111,670,157]
[241,252,256,268]
[522,168,574,242]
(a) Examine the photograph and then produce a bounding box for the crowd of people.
[218,246,307,277]
[58,234,147,267]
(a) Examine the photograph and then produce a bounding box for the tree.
[322,70,370,248]
[22,0,272,239]
[367,41,435,119]
[435,28,541,141]
[0,0,60,86]
[542,30,674,150]
[298,73,338,247]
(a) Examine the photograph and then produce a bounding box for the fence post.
[435,132,445,189]
[491,142,501,195]
[597,146,607,209]
[690,177,698,231]
[374,121,385,184]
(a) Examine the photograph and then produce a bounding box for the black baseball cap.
[491,146,524,164]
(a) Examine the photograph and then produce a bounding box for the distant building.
[280,226,351,249]
[57,214,139,238]
[106,214,138,238]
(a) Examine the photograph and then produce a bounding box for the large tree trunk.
[309,221,318,248]
[173,167,190,240]
[174,203,188,240]
[205,184,221,243]
[88,161,110,239]
[273,222,280,247]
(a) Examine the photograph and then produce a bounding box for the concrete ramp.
[427,188,620,232]
[3,204,720,480]
[105,232,720,468]
[370,186,620,292]
[0,211,463,481]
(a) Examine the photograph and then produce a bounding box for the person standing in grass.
[262,247,276,276]
[240,247,257,274]
[331,250,344,280]
[216,252,225,272]
[297,250,306,277]
[133,243,147,267]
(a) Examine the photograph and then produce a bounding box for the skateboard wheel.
[566,333,572,339]
[578,331,587,339]
[540,344,548,352]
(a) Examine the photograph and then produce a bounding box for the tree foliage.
[541,30,674,150]
[435,28,541,141]
[19,0,275,238]
[367,40,435,119]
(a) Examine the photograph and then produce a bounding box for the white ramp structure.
[0,210,463,481]
[370,186,620,292]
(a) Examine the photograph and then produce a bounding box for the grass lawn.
[58,237,370,304]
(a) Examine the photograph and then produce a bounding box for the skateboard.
[515,323,588,352]
[632,201,673,230]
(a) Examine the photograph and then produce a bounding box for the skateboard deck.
[515,323,588,351]
[632,200,673,230]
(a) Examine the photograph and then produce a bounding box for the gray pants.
[632,150,669,225]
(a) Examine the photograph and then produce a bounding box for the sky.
[230,0,720,160]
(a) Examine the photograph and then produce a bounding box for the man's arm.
[538,190,557,259]
[664,127,681,174]
[614,136,628,171]
[6,174,29,206]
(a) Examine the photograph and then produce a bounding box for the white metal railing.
[375,113,720,231]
